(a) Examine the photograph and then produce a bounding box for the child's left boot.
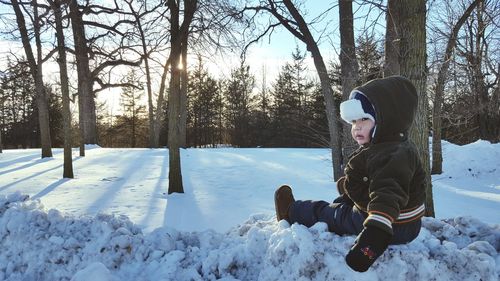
[274,185,295,222]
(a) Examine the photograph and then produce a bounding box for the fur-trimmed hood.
[347,76,418,144]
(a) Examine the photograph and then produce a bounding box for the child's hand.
[345,226,391,272]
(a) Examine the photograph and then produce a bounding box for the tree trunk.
[69,0,97,154]
[179,35,188,148]
[397,0,434,217]
[431,0,480,175]
[475,72,489,139]
[1,97,3,153]
[282,0,343,180]
[167,47,183,193]
[145,55,155,149]
[11,0,52,158]
[143,40,155,149]
[166,0,197,194]
[51,0,74,178]
[154,57,170,148]
[471,2,489,141]
[338,0,360,166]
[491,84,500,142]
[132,111,136,148]
[134,8,156,149]
[0,122,2,153]
[384,0,401,76]
[167,0,183,194]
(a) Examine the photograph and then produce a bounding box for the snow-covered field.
[0,140,499,280]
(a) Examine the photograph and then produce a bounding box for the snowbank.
[440,139,500,179]
[0,193,498,281]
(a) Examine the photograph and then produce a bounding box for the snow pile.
[432,140,500,225]
[0,193,498,281]
[441,140,500,179]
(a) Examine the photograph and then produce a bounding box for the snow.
[0,140,499,280]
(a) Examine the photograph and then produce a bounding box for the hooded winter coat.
[341,76,427,235]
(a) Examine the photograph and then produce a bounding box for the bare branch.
[91,57,143,78]
[93,77,141,94]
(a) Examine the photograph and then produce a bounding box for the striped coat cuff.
[364,204,425,234]
[396,204,425,223]
[364,212,394,234]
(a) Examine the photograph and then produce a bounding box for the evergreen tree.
[119,70,146,148]
[271,69,296,146]
[290,47,315,146]
[253,66,272,147]
[307,84,329,147]
[96,99,113,147]
[0,58,37,148]
[188,56,222,147]
[356,34,383,83]
[270,47,315,147]
[224,62,255,147]
[47,86,64,148]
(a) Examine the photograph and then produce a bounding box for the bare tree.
[486,60,500,142]
[339,0,360,163]
[68,0,144,155]
[49,0,74,178]
[384,0,400,76]
[152,0,244,148]
[9,0,53,158]
[390,0,434,216]
[460,0,499,142]
[153,57,170,148]
[124,0,166,148]
[431,0,481,175]
[240,0,343,180]
[69,0,94,156]
[167,0,198,194]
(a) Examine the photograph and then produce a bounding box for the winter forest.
[1,0,499,181]
[0,0,499,280]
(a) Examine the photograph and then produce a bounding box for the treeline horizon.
[2,32,498,150]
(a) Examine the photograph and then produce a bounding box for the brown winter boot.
[274,185,295,222]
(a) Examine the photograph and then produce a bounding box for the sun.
[178,56,184,70]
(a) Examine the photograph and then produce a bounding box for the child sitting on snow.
[274,76,427,272]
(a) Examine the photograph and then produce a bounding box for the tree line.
[1,47,331,149]
[0,0,499,216]
[102,48,333,149]
[0,36,385,149]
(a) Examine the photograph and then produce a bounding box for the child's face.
[351,118,375,145]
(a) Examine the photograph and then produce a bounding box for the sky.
[0,139,499,280]
[210,0,385,81]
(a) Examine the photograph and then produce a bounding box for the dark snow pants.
[288,194,421,245]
